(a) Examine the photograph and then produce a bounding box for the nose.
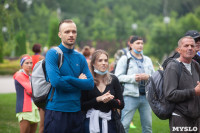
[102,60,107,65]
[188,45,193,49]
[29,63,33,67]
[69,32,73,36]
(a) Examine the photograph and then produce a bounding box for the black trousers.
[83,118,117,133]
[44,110,83,133]
[169,115,200,133]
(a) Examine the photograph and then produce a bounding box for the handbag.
[113,109,125,133]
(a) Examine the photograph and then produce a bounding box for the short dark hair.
[129,36,143,50]
[82,46,91,57]
[130,36,143,44]
[58,19,75,31]
[32,43,41,53]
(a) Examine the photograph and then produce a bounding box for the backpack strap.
[168,59,182,82]
[122,48,127,56]
[49,47,64,101]
[53,47,64,68]
[125,57,131,75]
[121,56,131,86]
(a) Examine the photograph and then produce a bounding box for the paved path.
[0,75,16,93]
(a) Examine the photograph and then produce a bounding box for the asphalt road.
[0,75,16,93]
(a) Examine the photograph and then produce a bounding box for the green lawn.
[0,93,169,133]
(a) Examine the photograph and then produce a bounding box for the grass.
[129,111,170,133]
[0,93,19,133]
[0,93,169,133]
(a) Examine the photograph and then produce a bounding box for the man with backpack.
[164,36,200,132]
[44,19,94,133]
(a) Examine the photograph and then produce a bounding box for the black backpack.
[145,59,182,120]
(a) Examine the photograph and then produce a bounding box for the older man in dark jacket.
[164,36,200,133]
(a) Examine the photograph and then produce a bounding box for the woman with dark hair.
[13,54,40,133]
[81,49,124,133]
[32,43,44,70]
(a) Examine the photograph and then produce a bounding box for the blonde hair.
[90,49,112,86]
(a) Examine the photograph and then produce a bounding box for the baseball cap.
[185,30,200,39]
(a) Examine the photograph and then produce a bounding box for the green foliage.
[1,0,200,60]
[73,17,89,45]
[0,33,3,63]
[15,31,26,57]
[47,16,60,47]
[22,3,51,47]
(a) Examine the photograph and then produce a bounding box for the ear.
[129,43,134,50]
[58,32,61,38]
[177,47,181,54]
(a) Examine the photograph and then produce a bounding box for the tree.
[15,31,26,57]
[47,17,60,47]
[0,33,3,63]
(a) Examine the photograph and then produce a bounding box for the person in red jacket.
[31,43,44,70]
[13,54,40,133]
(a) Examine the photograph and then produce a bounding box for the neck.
[131,51,142,59]
[96,74,104,81]
[178,57,192,64]
[23,70,29,75]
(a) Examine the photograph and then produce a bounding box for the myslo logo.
[172,127,198,132]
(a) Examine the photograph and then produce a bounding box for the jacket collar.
[59,43,74,53]
[127,51,144,59]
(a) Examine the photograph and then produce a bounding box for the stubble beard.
[63,41,75,48]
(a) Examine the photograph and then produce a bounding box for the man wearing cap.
[185,30,200,64]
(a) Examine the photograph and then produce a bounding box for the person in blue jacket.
[44,19,94,133]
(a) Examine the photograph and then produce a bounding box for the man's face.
[130,40,144,52]
[58,23,77,48]
[178,38,196,60]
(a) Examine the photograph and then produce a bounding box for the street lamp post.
[131,23,138,35]
[163,16,170,54]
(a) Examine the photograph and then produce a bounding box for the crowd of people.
[13,19,200,133]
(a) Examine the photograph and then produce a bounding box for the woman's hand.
[96,91,114,103]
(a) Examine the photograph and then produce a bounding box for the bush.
[0,59,20,75]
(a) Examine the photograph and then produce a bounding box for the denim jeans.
[121,95,152,133]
